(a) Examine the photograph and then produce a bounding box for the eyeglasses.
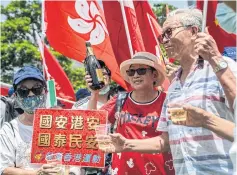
[158,26,184,44]
[16,85,45,98]
[126,68,152,77]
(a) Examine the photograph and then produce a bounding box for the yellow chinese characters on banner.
[31,109,108,168]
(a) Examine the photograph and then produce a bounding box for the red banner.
[31,109,108,168]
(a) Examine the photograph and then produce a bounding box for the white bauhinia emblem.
[68,0,108,45]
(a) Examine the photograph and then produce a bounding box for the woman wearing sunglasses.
[86,52,174,175]
[0,66,60,175]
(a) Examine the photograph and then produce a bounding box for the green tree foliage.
[1,0,85,91]
[152,3,177,26]
[152,3,177,60]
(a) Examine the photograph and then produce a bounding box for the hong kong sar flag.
[45,0,127,89]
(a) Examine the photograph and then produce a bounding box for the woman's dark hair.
[98,60,111,76]
[108,85,126,99]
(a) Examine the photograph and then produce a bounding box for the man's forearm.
[204,113,235,142]
[216,68,236,110]
[3,167,36,175]
[123,133,170,153]
[87,93,99,110]
[210,56,236,111]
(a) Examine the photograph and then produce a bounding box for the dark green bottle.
[84,42,105,90]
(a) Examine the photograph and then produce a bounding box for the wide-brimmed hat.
[120,52,166,86]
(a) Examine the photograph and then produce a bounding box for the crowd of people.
[0,7,236,175]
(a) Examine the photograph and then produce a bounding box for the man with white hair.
[97,8,237,175]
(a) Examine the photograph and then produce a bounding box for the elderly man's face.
[162,15,193,60]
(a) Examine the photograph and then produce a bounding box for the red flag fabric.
[45,0,127,90]
[0,87,8,96]
[196,1,236,54]
[103,1,145,65]
[43,44,76,108]
[103,1,170,91]
[0,83,10,96]
[102,1,174,174]
[134,1,170,90]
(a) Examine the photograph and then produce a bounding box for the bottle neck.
[87,47,94,56]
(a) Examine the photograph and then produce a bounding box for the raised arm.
[209,55,236,112]
[193,28,236,111]
[87,92,99,110]
[84,73,100,110]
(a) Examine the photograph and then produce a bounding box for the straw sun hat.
[120,52,166,87]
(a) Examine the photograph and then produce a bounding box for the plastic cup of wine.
[95,124,111,150]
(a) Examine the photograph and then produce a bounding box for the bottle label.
[87,47,94,56]
[96,69,104,82]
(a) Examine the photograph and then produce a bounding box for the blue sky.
[150,0,190,8]
[1,0,190,22]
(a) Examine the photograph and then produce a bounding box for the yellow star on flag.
[214,18,219,26]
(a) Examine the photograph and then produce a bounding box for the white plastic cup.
[169,107,187,122]
[95,124,111,150]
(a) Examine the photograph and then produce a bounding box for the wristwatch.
[213,59,228,73]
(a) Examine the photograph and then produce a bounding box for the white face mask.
[99,85,110,95]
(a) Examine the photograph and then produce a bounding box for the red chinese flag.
[43,45,76,108]
[196,1,236,53]
[45,0,127,89]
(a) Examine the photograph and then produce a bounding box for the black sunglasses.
[126,68,152,77]
[158,26,184,44]
[16,85,45,98]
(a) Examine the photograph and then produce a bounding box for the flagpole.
[35,31,51,81]
[41,0,50,81]
[41,0,58,108]
[202,0,208,32]
[56,97,75,104]
[119,0,134,57]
